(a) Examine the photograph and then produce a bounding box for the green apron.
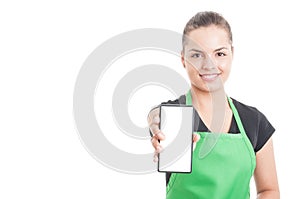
[166,91,256,199]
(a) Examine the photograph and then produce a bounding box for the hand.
[147,106,200,162]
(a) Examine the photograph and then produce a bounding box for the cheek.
[186,64,199,77]
[218,58,232,72]
[217,59,232,82]
[184,65,195,81]
[220,64,232,82]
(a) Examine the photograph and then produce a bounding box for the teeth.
[201,74,218,79]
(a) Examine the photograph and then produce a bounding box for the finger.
[193,133,200,151]
[152,115,160,124]
[151,136,160,148]
[148,113,160,125]
[149,123,160,135]
[154,131,165,140]
[153,146,164,163]
[193,133,200,143]
[151,136,163,152]
[149,121,165,139]
[155,145,163,153]
[147,107,160,124]
[153,152,158,163]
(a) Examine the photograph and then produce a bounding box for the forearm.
[257,190,280,199]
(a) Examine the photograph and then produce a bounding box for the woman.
[148,11,279,198]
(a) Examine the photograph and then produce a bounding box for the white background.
[1,0,299,198]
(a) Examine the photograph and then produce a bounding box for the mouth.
[199,73,221,81]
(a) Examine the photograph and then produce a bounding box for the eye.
[191,53,203,58]
[216,52,226,57]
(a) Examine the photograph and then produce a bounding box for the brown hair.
[182,11,233,47]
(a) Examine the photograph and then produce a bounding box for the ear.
[231,46,234,57]
[181,51,186,68]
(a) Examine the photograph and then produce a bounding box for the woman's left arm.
[254,137,280,199]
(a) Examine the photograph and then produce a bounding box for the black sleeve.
[161,95,186,105]
[233,99,275,153]
[255,111,275,152]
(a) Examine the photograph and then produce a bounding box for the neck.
[190,85,231,132]
[190,85,228,109]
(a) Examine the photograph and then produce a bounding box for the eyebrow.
[188,47,228,53]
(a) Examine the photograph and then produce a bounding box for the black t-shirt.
[161,94,275,185]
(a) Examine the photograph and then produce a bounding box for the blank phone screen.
[158,105,194,173]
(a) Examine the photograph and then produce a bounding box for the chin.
[193,79,225,93]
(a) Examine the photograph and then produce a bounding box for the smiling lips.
[199,73,221,81]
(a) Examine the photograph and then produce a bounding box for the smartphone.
[158,104,194,173]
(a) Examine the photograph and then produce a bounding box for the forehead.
[185,25,231,51]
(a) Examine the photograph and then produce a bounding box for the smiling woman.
[148,11,280,199]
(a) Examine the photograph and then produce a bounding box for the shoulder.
[231,98,263,119]
[231,98,275,152]
[161,94,186,105]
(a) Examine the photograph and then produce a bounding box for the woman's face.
[182,25,233,93]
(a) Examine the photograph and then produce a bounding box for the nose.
[202,55,216,70]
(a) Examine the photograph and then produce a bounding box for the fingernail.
[156,145,162,153]
[159,132,165,138]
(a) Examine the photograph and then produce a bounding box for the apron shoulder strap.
[227,97,247,136]
[186,90,192,106]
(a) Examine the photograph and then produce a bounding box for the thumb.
[192,133,200,151]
